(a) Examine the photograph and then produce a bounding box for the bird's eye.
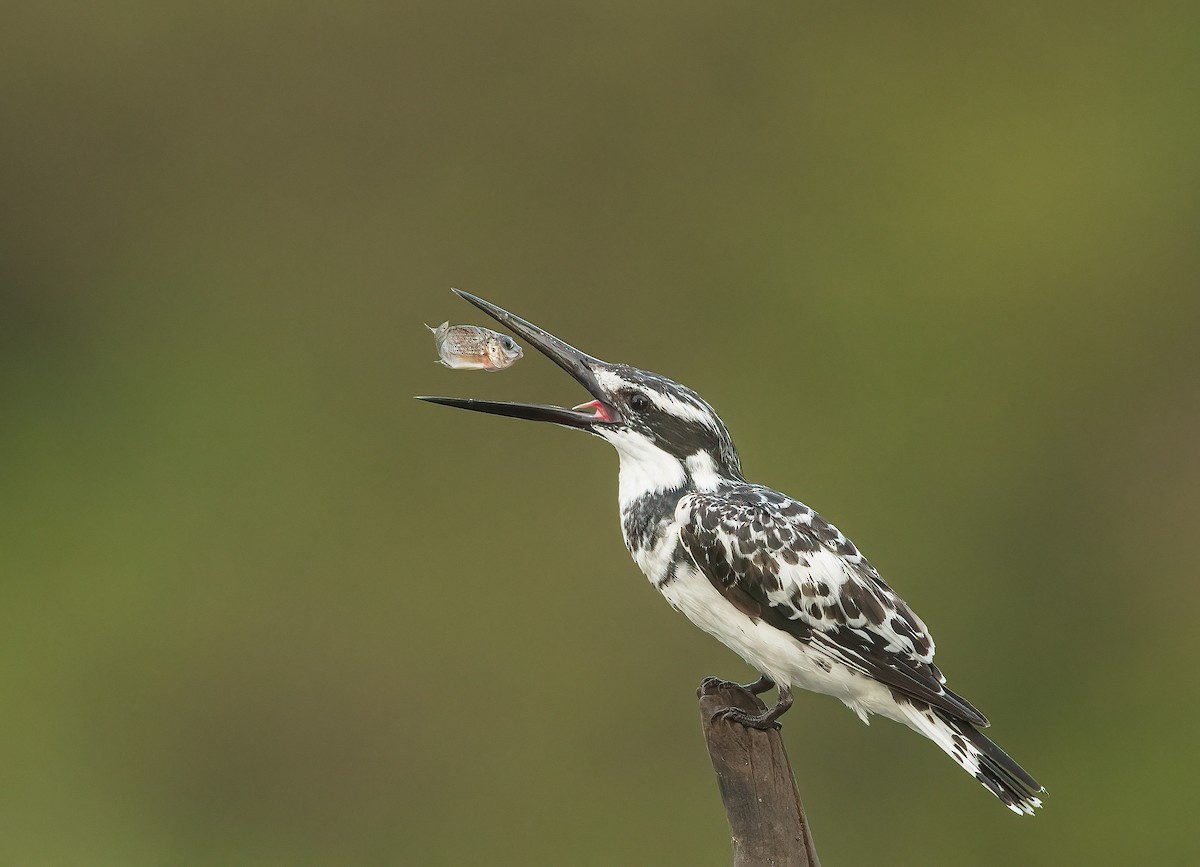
[628,393,649,412]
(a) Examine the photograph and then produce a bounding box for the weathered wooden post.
[698,678,821,867]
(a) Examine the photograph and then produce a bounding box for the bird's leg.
[741,674,775,695]
[711,684,794,731]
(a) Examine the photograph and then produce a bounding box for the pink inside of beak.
[571,399,613,422]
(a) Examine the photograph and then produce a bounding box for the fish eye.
[628,392,649,412]
[502,337,515,350]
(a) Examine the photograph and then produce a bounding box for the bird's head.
[417,291,742,501]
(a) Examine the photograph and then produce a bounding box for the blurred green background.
[3,2,1198,865]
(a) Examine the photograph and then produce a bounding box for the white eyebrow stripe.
[642,389,714,424]
[593,369,631,391]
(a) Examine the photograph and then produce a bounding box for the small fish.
[427,322,523,371]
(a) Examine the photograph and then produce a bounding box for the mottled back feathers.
[678,484,988,727]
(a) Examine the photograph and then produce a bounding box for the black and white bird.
[418,290,1044,815]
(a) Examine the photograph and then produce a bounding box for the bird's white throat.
[605,430,685,507]
[603,429,724,508]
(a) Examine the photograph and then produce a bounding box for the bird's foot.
[710,705,782,731]
[697,674,776,697]
[698,676,736,696]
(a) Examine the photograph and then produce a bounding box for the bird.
[417,290,1044,815]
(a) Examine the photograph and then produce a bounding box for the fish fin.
[426,321,450,340]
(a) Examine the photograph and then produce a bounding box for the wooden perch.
[698,678,821,867]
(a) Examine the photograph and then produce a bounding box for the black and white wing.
[678,484,988,727]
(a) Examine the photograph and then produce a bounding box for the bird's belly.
[659,563,895,718]
[659,563,810,684]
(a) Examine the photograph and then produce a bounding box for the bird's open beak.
[415,290,620,431]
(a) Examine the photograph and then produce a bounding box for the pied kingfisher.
[419,290,1044,815]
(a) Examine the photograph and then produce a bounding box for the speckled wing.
[678,484,988,726]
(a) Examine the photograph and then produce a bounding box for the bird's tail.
[899,699,1044,815]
